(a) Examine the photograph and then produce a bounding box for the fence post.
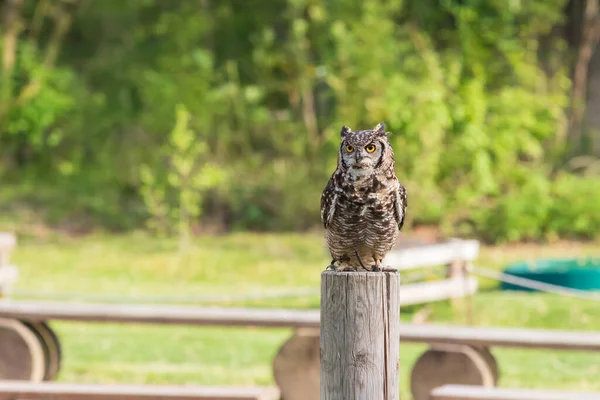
[0,233,18,298]
[0,232,16,267]
[320,270,400,399]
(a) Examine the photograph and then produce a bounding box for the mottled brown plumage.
[320,122,407,271]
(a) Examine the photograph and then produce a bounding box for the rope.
[5,268,440,304]
[8,264,600,304]
[470,264,600,302]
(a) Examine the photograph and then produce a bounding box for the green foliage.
[4,43,77,146]
[1,0,598,242]
[140,104,225,249]
[459,172,600,243]
[0,42,81,175]
[469,172,554,243]
[547,174,600,239]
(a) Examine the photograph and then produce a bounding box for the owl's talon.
[326,259,340,271]
[371,258,382,272]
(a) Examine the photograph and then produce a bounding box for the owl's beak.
[354,151,369,168]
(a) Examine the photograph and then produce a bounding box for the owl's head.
[338,122,392,174]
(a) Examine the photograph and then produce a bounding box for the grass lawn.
[3,228,600,398]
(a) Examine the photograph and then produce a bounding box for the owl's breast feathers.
[321,168,405,236]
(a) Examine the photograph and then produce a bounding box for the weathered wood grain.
[430,384,600,400]
[0,381,281,400]
[320,271,400,400]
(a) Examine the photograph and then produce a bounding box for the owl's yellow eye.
[365,144,376,153]
[345,145,354,153]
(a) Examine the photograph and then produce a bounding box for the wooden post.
[0,232,18,298]
[445,259,463,309]
[0,232,16,267]
[320,270,400,399]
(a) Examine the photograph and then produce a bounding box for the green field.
[6,231,600,398]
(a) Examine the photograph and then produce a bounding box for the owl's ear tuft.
[374,122,386,136]
[340,125,352,137]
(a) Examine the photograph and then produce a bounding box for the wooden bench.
[384,239,480,306]
[0,381,281,400]
[402,324,600,400]
[2,301,600,400]
[430,384,600,400]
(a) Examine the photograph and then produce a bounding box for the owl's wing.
[394,182,407,231]
[320,176,337,229]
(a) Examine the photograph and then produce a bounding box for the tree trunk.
[569,0,600,152]
[0,0,24,130]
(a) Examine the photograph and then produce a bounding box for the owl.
[320,122,407,272]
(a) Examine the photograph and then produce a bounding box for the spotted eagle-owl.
[320,122,407,272]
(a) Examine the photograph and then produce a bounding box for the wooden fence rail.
[0,381,280,400]
[0,300,321,327]
[1,300,600,352]
[430,384,600,400]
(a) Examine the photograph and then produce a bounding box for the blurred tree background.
[1,0,599,243]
